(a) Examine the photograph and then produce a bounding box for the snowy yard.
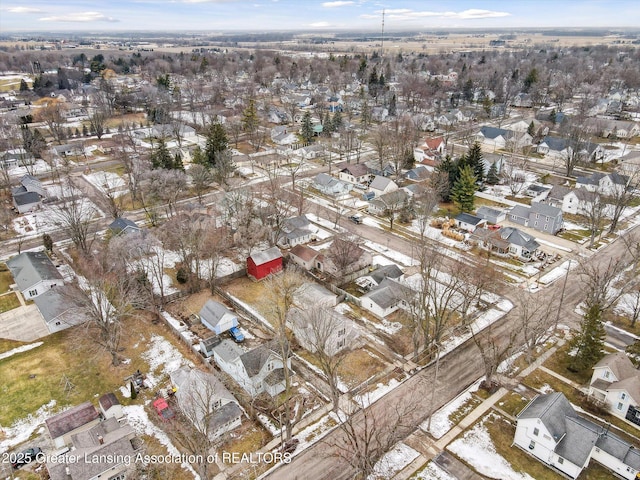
[12,197,104,236]
[368,442,420,479]
[420,379,482,439]
[83,171,127,197]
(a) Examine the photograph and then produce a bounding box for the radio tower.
[380,9,385,58]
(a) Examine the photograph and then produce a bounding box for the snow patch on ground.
[124,405,201,480]
[412,462,456,480]
[0,400,58,453]
[538,260,574,285]
[0,341,43,361]
[448,416,534,480]
[368,442,419,479]
[355,378,402,408]
[421,378,482,439]
[363,240,418,267]
[142,334,194,384]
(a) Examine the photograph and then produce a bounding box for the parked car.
[349,215,362,224]
[228,326,245,343]
[11,447,42,468]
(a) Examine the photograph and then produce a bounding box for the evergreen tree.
[19,78,29,92]
[323,111,332,134]
[42,233,53,252]
[301,111,314,144]
[568,305,606,372]
[549,108,557,125]
[436,155,458,202]
[332,111,343,132]
[130,380,137,399]
[388,94,397,116]
[191,145,206,165]
[360,99,371,132]
[451,165,478,213]
[174,152,184,171]
[523,68,538,93]
[486,162,500,185]
[151,138,173,169]
[464,142,485,184]
[241,99,259,134]
[204,123,228,167]
[527,121,535,137]
[82,124,89,136]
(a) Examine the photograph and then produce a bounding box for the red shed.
[247,247,283,281]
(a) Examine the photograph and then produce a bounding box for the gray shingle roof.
[455,213,484,225]
[248,246,283,265]
[369,175,395,191]
[530,202,561,217]
[45,402,100,439]
[209,402,242,433]
[108,217,139,234]
[199,300,235,328]
[555,415,599,466]
[369,264,403,285]
[6,251,63,292]
[240,339,287,377]
[362,278,412,309]
[13,190,41,206]
[479,125,508,139]
[509,205,531,219]
[500,227,539,251]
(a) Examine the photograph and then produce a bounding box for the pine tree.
[388,94,397,116]
[242,99,259,134]
[486,162,500,185]
[464,142,485,184]
[332,111,343,132]
[527,121,535,137]
[568,305,606,372]
[451,165,478,213]
[436,155,458,202]
[549,108,557,125]
[42,233,53,252]
[204,123,228,167]
[151,138,173,169]
[174,152,184,171]
[130,380,137,399]
[191,145,206,165]
[20,78,29,92]
[301,111,314,144]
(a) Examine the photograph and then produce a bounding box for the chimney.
[97,435,104,444]
[65,466,71,476]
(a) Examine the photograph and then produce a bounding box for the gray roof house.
[170,367,242,439]
[576,172,629,196]
[589,352,640,426]
[470,227,539,260]
[287,306,360,357]
[11,174,46,213]
[6,251,65,300]
[199,300,238,335]
[508,202,564,234]
[514,392,640,480]
[212,339,291,397]
[108,217,141,236]
[277,214,317,248]
[369,175,398,197]
[314,172,353,197]
[360,278,413,318]
[47,415,136,480]
[33,287,86,334]
[475,206,506,225]
[355,264,403,292]
[454,213,487,233]
[46,401,102,449]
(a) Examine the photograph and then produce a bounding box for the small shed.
[454,213,487,233]
[247,247,283,281]
[98,392,124,420]
[475,206,506,225]
[199,335,221,358]
[199,300,238,335]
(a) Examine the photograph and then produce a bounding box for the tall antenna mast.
[380,9,385,58]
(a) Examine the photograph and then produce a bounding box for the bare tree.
[35,97,68,144]
[188,164,214,204]
[579,191,608,249]
[471,319,519,389]
[140,168,188,220]
[501,155,528,196]
[617,287,640,328]
[326,234,365,284]
[51,182,97,255]
[514,293,558,363]
[607,163,640,233]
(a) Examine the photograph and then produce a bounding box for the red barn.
[247,247,283,281]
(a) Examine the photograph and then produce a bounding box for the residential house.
[360,278,412,318]
[6,251,65,300]
[470,227,539,259]
[46,401,102,449]
[314,238,373,281]
[369,175,398,198]
[509,119,549,137]
[170,367,243,439]
[277,214,317,248]
[454,213,487,233]
[514,392,640,480]
[294,282,339,308]
[47,416,137,480]
[584,118,640,139]
[296,144,324,160]
[268,107,290,124]
[405,165,431,182]
[413,136,446,164]
[525,184,552,200]
[199,300,238,335]
[98,392,124,420]
[212,339,291,397]
[537,136,572,158]
[338,162,371,185]
[367,190,408,216]
[576,172,629,196]
[108,217,141,236]
[288,244,320,271]
[200,336,221,358]
[589,352,640,426]
[287,306,360,356]
[247,247,283,281]
[475,206,506,225]
[270,125,298,146]
[33,288,86,334]
[508,202,564,234]
[511,92,533,108]
[365,160,397,178]
[0,148,33,168]
[475,126,532,152]
[313,172,353,197]
[547,186,599,216]
[355,264,403,292]
[12,174,46,213]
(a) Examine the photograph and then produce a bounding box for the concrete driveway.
[0,304,49,342]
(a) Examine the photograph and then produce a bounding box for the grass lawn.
[0,312,197,427]
[496,390,532,417]
[605,312,640,337]
[558,229,590,242]
[449,395,483,425]
[0,292,21,313]
[0,337,26,355]
[542,343,593,386]
[337,347,387,389]
[224,277,275,327]
[0,264,13,293]
[505,195,532,205]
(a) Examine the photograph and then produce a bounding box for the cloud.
[40,12,119,23]
[6,7,44,13]
[309,21,331,27]
[365,8,510,21]
[322,1,354,7]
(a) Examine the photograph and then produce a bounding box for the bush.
[176,266,189,284]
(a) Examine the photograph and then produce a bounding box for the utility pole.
[380,9,385,58]
[554,259,571,330]
[425,342,441,434]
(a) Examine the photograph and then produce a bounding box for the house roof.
[12,190,41,206]
[424,137,444,149]
[607,377,640,403]
[45,402,100,439]
[339,162,369,177]
[315,172,338,187]
[289,244,319,263]
[362,278,412,310]
[369,175,396,191]
[284,215,311,231]
[455,213,484,225]
[555,415,600,467]
[199,300,235,328]
[108,217,139,234]
[170,366,237,422]
[6,251,63,292]
[541,136,569,152]
[33,287,84,327]
[509,204,531,219]
[240,339,288,377]
[479,125,508,139]
[248,246,283,265]
[500,227,539,251]
[518,392,577,442]
[209,402,243,433]
[295,282,337,307]
[594,351,638,381]
[213,338,244,363]
[476,206,505,219]
[547,185,571,202]
[98,393,120,412]
[369,264,403,285]
[530,202,561,217]
[200,335,221,352]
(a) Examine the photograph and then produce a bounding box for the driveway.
[0,304,49,342]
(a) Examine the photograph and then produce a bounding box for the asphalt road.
[264,225,640,480]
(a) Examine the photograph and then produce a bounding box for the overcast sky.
[1,0,638,33]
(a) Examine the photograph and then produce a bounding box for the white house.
[277,214,317,248]
[454,213,487,233]
[46,402,102,449]
[287,306,360,357]
[360,278,412,318]
[338,162,370,185]
[6,251,65,300]
[368,175,398,198]
[199,300,238,335]
[314,172,353,197]
[589,352,640,426]
[576,172,629,196]
[287,244,320,271]
[170,367,243,439]
[212,339,291,397]
[514,392,640,480]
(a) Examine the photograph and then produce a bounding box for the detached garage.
[247,247,283,281]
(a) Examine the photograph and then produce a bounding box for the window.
[28,289,37,297]
[604,370,610,379]
[529,440,535,450]
[533,428,539,437]
[267,362,274,372]
[621,393,627,400]
[618,402,624,410]
[558,457,564,465]
[337,339,345,349]
[338,328,346,336]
